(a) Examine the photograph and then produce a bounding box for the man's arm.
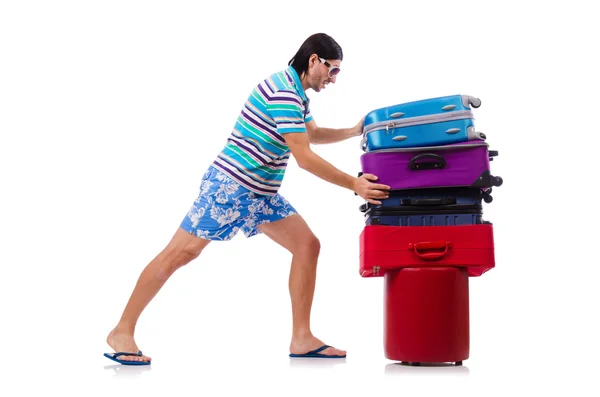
[306,118,364,145]
[283,132,390,204]
[265,91,387,202]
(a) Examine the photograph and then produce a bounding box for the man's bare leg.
[106,227,211,363]
[257,214,346,357]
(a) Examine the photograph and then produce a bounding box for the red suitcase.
[384,266,470,364]
[359,224,495,277]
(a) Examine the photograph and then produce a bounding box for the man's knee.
[164,240,206,271]
[293,234,321,261]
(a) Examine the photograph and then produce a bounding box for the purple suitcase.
[359,141,503,190]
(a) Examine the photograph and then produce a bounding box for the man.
[104,32,390,365]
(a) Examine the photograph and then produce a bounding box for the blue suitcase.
[360,94,486,152]
[358,187,487,226]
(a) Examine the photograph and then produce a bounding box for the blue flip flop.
[103,350,151,366]
[289,345,346,358]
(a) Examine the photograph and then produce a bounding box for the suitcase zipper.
[364,205,482,216]
[363,110,474,136]
[363,141,489,154]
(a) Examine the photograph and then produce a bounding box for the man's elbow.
[294,151,313,170]
[296,157,310,170]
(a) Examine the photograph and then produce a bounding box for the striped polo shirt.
[211,65,312,196]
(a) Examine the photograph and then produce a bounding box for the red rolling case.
[384,266,469,364]
[358,224,495,277]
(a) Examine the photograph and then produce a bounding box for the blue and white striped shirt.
[211,65,312,196]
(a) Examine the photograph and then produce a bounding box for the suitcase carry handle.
[359,197,458,211]
[409,153,446,170]
[401,197,457,206]
[409,241,450,260]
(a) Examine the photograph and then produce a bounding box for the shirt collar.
[285,65,308,103]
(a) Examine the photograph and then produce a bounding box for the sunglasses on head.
[318,57,340,78]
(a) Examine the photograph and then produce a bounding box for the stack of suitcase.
[357,95,502,366]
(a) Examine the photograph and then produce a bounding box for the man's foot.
[290,335,346,357]
[106,328,151,363]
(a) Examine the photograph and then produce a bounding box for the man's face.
[307,55,341,92]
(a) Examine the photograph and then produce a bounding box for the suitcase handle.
[408,153,446,170]
[409,241,450,260]
[359,197,459,208]
[401,197,457,205]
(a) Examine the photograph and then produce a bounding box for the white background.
[1,0,599,395]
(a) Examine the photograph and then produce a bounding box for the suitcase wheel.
[483,195,493,203]
[463,95,482,109]
[493,176,503,187]
[480,187,492,197]
[360,139,368,152]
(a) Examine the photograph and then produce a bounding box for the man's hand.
[352,116,365,137]
[353,173,390,204]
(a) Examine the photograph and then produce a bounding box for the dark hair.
[288,33,343,76]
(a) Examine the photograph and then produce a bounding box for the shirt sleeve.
[265,90,308,135]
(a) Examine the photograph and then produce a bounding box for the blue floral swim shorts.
[180,165,297,241]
